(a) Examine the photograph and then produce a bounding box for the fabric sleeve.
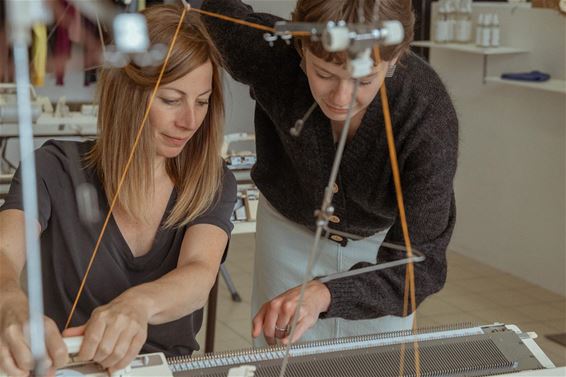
[199,0,296,88]
[0,146,56,231]
[189,166,237,237]
[321,91,459,320]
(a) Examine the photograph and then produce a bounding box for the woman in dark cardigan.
[196,0,458,346]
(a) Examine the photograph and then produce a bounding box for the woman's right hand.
[0,298,68,377]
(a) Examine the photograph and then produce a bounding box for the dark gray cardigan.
[201,0,459,320]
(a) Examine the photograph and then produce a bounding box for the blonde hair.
[88,4,225,228]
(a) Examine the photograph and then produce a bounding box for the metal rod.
[321,79,361,213]
[319,251,425,283]
[279,79,361,377]
[290,102,318,137]
[13,41,48,376]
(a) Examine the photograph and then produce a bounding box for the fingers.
[251,306,267,339]
[2,323,34,373]
[0,339,28,377]
[46,366,57,377]
[281,314,317,345]
[262,301,282,345]
[92,326,120,365]
[253,283,327,346]
[252,305,275,345]
[252,299,295,346]
[0,315,70,376]
[62,325,86,338]
[98,325,144,369]
[44,318,68,369]
[77,308,147,372]
[269,300,295,343]
[108,330,146,374]
[275,300,297,329]
[77,317,106,362]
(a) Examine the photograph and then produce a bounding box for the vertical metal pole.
[278,79,361,377]
[8,0,48,374]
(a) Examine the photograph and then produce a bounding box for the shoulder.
[390,53,458,133]
[220,164,237,200]
[36,139,95,162]
[380,54,458,160]
[186,162,237,235]
[34,139,96,178]
[391,52,454,110]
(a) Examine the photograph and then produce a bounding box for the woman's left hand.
[252,280,331,345]
[63,294,149,373]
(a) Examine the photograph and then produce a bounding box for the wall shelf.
[410,41,566,91]
[411,41,529,55]
[485,76,566,94]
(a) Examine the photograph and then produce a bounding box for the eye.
[316,71,333,80]
[160,97,181,106]
[197,99,210,107]
[360,80,373,86]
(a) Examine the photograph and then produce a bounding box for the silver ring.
[274,325,289,338]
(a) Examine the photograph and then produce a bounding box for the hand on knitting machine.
[252,280,331,345]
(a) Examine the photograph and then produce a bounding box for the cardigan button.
[329,215,340,224]
[330,234,344,242]
[332,183,339,193]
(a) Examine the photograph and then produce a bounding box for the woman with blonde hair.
[0,4,236,376]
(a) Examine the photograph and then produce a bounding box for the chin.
[158,146,185,159]
[321,108,349,122]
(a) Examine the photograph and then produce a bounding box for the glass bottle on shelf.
[445,0,456,42]
[475,14,484,46]
[491,14,500,47]
[480,13,492,48]
[435,2,449,43]
[456,0,472,43]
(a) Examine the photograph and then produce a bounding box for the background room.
[0,0,564,375]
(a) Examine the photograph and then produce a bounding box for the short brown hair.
[292,0,414,63]
[89,4,225,228]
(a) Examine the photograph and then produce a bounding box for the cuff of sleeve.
[319,279,360,319]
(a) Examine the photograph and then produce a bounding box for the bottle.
[453,0,462,42]
[445,0,456,42]
[475,14,484,46]
[480,13,492,48]
[435,3,449,43]
[456,0,472,43]
[491,14,500,47]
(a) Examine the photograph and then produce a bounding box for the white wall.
[429,3,566,295]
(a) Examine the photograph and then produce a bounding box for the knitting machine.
[4,2,562,377]
[51,323,563,377]
[0,84,97,139]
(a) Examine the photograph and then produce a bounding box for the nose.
[176,104,198,131]
[329,80,354,108]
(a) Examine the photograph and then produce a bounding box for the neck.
[331,110,366,142]
[154,157,168,179]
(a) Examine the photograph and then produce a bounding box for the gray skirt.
[252,197,413,347]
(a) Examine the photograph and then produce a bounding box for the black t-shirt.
[0,140,237,356]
